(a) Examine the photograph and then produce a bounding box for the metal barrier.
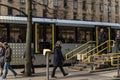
[82,40,115,63]
[66,41,95,60]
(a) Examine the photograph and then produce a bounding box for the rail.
[82,40,115,63]
[66,41,95,60]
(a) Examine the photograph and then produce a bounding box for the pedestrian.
[51,40,68,78]
[21,44,35,74]
[0,42,5,76]
[98,28,107,54]
[2,42,17,79]
[116,30,120,50]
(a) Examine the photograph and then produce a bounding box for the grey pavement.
[1,67,120,80]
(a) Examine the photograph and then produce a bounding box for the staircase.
[66,40,120,71]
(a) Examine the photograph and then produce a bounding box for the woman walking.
[51,40,68,78]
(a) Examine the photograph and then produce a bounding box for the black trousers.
[51,66,66,77]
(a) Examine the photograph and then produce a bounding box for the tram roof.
[0,16,120,28]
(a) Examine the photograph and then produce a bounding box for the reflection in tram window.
[0,24,27,43]
[77,28,93,43]
[58,27,75,43]
[10,24,26,43]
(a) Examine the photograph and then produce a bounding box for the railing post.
[117,57,120,77]
[89,56,94,72]
[114,56,120,78]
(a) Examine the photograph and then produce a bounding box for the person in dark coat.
[51,40,68,78]
[98,28,107,54]
[0,42,5,76]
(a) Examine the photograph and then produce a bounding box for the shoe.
[2,76,6,80]
[64,73,68,76]
[32,71,35,74]
[21,71,24,73]
[14,73,17,78]
[51,76,57,78]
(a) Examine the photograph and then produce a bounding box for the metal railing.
[66,41,95,60]
[82,40,115,63]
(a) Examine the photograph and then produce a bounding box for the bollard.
[46,52,49,80]
[43,49,51,80]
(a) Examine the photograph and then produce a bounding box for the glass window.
[64,11,67,19]
[108,14,111,22]
[115,5,119,14]
[43,9,47,17]
[32,9,36,17]
[100,15,103,22]
[73,0,78,9]
[20,0,25,4]
[91,14,95,21]
[91,2,94,11]
[43,0,48,5]
[10,24,26,43]
[54,0,58,7]
[107,3,111,12]
[58,27,75,43]
[0,24,27,43]
[115,16,119,23]
[100,3,103,12]
[0,25,7,42]
[73,12,77,20]
[8,7,13,16]
[77,28,93,43]
[64,0,67,8]
[20,8,25,16]
[82,0,86,10]
[8,0,13,2]
[82,13,86,21]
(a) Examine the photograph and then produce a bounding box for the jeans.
[2,62,17,79]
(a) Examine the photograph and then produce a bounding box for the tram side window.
[10,24,26,43]
[58,27,75,43]
[77,28,93,43]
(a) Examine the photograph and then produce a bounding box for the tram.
[0,16,120,66]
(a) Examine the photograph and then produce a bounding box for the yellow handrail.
[66,41,95,60]
[82,40,115,62]
[66,46,94,60]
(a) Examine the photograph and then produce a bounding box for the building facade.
[0,0,120,23]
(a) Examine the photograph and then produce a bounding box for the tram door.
[35,23,54,54]
[95,26,111,53]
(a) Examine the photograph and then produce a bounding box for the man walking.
[2,42,17,79]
